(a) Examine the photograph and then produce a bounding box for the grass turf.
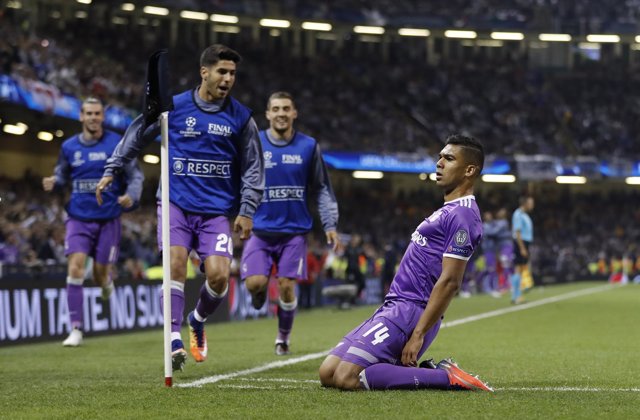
[1,281,638,419]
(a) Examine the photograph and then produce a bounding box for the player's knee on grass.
[332,361,364,391]
[318,356,340,388]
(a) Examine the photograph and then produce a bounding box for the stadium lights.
[586,34,620,43]
[121,3,135,12]
[76,0,91,4]
[211,14,238,23]
[301,22,332,31]
[260,18,291,28]
[180,11,209,21]
[143,154,160,164]
[213,25,240,33]
[429,173,437,181]
[418,173,428,180]
[625,177,640,185]
[556,176,587,184]
[352,171,384,179]
[482,174,516,183]
[3,124,27,135]
[37,131,54,142]
[75,10,88,19]
[6,1,22,9]
[353,26,385,35]
[398,28,430,37]
[490,32,524,41]
[55,129,64,137]
[539,33,572,42]
[143,6,169,16]
[444,30,477,39]
[636,36,640,43]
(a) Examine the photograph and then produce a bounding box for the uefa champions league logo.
[173,160,184,173]
[454,230,468,246]
[264,151,272,161]
[185,116,196,128]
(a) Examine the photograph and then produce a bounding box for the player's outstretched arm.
[401,257,468,366]
[95,176,113,206]
[102,115,160,178]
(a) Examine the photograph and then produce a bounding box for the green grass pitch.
[1,281,638,419]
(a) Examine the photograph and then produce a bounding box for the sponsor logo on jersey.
[72,179,109,194]
[282,154,303,164]
[411,230,428,247]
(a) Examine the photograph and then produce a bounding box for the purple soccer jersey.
[240,234,307,280]
[64,217,121,265]
[386,195,483,304]
[330,195,482,368]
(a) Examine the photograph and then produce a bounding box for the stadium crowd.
[2,175,638,296]
[3,12,640,157]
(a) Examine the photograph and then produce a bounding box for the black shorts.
[513,240,531,266]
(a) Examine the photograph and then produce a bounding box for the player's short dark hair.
[445,134,484,173]
[81,97,103,112]
[267,91,295,109]
[519,195,534,205]
[200,44,242,67]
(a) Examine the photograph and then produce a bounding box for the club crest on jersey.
[454,229,468,246]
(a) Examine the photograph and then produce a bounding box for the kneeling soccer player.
[319,135,492,392]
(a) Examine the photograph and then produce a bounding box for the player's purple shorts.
[156,201,232,260]
[329,299,441,368]
[240,234,307,280]
[65,217,121,265]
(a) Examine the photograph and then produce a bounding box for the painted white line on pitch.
[497,387,640,392]
[442,284,615,328]
[229,377,640,393]
[178,284,616,388]
[176,351,327,388]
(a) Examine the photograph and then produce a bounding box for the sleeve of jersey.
[53,147,71,187]
[103,115,160,177]
[442,206,478,261]
[122,158,145,205]
[238,118,265,218]
[512,211,522,234]
[310,143,339,231]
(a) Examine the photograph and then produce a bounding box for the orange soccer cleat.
[188,312,208,363]
[437,358,494,392]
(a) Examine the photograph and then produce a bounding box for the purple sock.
[66,279,84,330]
[160,281,184,335]
[361,364,450,390]
[194,281,227,321]
[277,298,297,343]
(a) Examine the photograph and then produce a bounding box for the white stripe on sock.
[171,332,182,342]
[66,276,84,286]
[279,298,297,311]
[205,281,228,298]
[170,280,185,292]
